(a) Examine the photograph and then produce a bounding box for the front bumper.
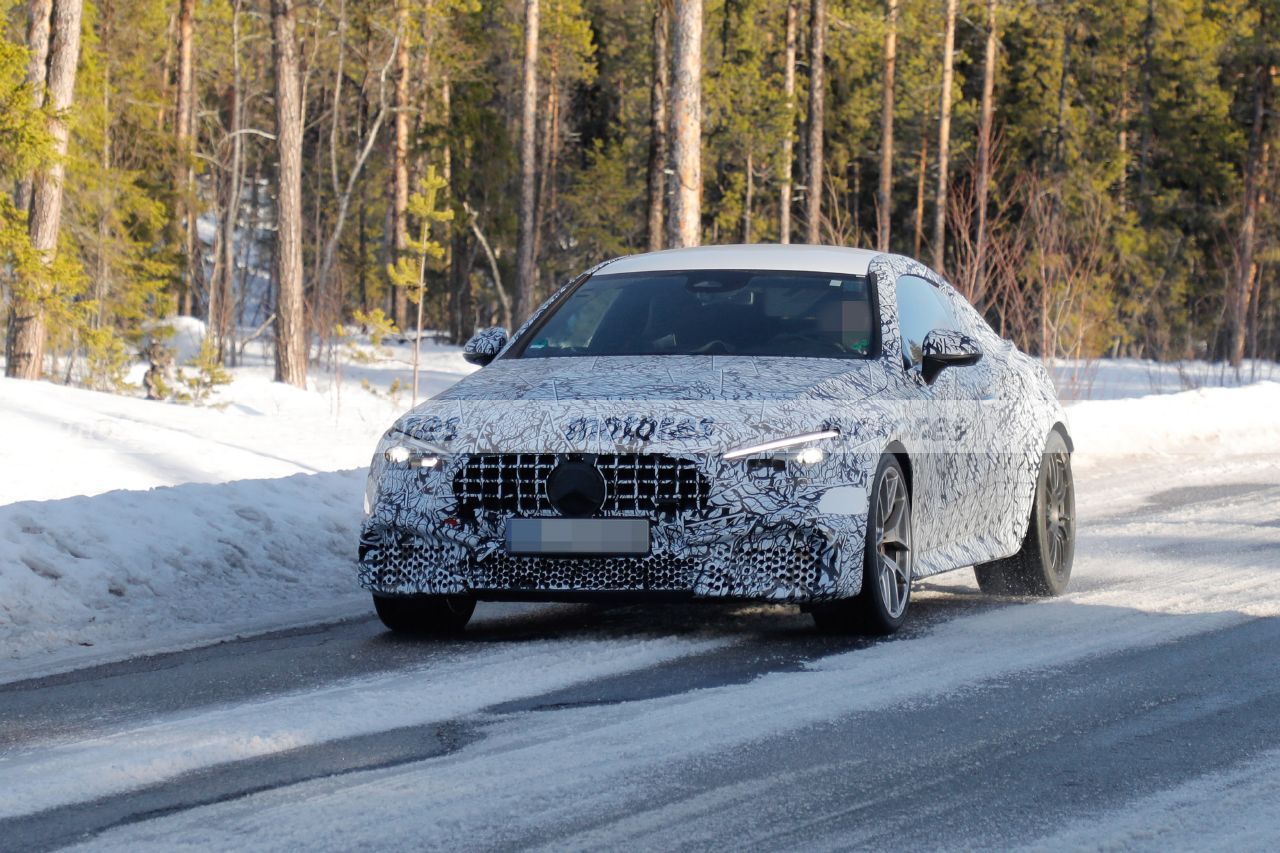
[359,451,876,603]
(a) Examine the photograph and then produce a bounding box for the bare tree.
[175,0,196,316]
[804,0,826,244]
[932,0,957,271]
[668,0,703,248]
[514,0,539,323]
[271,0,307,388]
[876,0,897,252]
[646,0,670,251]
[779,0,798,244]
[972,0,999,299]
[209,0,247,362]
[5,0,82,380]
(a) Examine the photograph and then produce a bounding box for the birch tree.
[779,0,797,244]
[514,0,539,323]
[931,0,957,271]
[876,0,897,252]
[804,0,826,244]
[271,0,306,387]
[5,0,82,380]
[668,0,703,248]
[646,0,670,251]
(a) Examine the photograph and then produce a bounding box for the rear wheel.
[812,454,913,635]
[974,430,1075,596]
[373,594,475,635]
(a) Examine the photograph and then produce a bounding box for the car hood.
[387,356,892,456]
[435,355,883,403]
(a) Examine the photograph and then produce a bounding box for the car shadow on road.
[369,571,1022,712]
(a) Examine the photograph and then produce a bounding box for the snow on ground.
[1051,357,1280,400]
[0,334,476,678]
[0,633,734,821]
[37,441,1280,850]
[1016,745,1280,852]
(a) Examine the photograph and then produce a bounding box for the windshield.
[515,269,876,359]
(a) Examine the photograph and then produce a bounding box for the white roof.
[603,244,882,277]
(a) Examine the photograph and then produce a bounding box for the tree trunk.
[804,0,826,244]
[931,0,957,271]
[392,0,412,331]
[533,60,559,291]
[271,0,306,388]
[743,149,753,242]
[13,0,51,218]
[973,0,998,298]
[213,0,246,363]
[669,0,703,248]
[1052,21,1073,169]
[1247,138,1271,366]
[1231,62,1271,367]
[176,0,196,317]
[5,0,82,381]
[514,0,540,325]
[646,1,670,252]
[913,99,929,258]
[779,0,797,244]
[876,0,897,252]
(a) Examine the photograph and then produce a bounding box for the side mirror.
[920,328,982,385]
[462,326,509,366]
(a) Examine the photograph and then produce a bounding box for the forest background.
[1,0,1276,391]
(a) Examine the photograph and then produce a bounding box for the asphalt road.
[2,456,1278,851]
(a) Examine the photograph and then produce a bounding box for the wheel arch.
[884,440,912,499]
[1050,421,1074,452]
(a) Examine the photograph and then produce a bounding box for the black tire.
[812,454,913,635]
[974,430,1075,596]
[373,594,475,635]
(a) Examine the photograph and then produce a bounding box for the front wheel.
[812,454,913,635]
[974,430,1075,596]
[373,594,475,635]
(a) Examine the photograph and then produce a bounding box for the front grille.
[453,453,710,516]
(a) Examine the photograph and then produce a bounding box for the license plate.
[505,518,651,556]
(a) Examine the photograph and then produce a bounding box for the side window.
[895,274,957,367]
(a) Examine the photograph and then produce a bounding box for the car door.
[894,273,991,553]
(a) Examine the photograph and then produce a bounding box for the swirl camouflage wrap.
[359,245,1068,608]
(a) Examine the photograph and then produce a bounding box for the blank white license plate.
[505,518,650,556]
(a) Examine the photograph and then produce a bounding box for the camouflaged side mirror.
[920,328,983,385]
[462,327,509,366]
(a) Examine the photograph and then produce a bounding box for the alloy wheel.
[874,467,912,619]
[1043,451,1073,580]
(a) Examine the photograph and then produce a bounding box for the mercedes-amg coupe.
[359,245,1075,635]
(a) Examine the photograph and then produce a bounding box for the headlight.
[723,429,839,462]
[383,443,442,469]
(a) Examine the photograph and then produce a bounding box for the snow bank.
[1067,381,1280,466]
[1052,357,1280,400]
[0,471,367,672]
[0,350,474,677]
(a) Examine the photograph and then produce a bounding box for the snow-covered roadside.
[1066,381,1280,469]
[0,350,475,678]
[0,633,735,821]
[1015,745,1280,852]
